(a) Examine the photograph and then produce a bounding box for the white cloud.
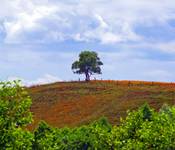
[25,74,61,86]
[95,14,108,29]
[127,41,175,54]
[0,0,175,44]
[2,0,58,43]
[7,74,61,86]
[156,41,175,53]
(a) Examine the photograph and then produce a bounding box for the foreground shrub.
[0,81,33,149]
[33,118,112,150]
[109,104,175,150]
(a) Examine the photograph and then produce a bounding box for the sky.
[1,0,175,85]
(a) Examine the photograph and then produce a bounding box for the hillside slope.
[27,80,175,130]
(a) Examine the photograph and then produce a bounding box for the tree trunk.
[85,72,90,81]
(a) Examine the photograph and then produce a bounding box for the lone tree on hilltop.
[72,51,103,81]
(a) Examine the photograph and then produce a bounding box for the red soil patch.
[27,80,175,130]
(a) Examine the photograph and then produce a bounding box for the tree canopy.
[72,51,103,81]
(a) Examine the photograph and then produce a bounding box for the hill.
[27,80,175,130]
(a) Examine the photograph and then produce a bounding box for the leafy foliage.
[72,51,103,81]
[0,81,32,127]
[0,81,33,149]
[109,104,175,150]
[33,118,112,150]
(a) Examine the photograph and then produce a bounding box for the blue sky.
[1,0,175,85]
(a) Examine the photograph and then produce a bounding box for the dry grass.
[27,80,175,130]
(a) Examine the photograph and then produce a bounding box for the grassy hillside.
[27,80,175,130]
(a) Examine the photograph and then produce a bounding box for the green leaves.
[33,119,112,150]
[72,51,103,81]
[109,103,175,150]
[0,81,33,149]
[0,81,32,128]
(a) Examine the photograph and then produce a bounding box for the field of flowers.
[28,80,175,130]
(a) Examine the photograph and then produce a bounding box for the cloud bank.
[1,0,175,44]
[7,74,61,86]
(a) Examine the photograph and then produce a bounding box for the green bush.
[0,81,33,149]
[109,104,175,150]
[33,118,112,150]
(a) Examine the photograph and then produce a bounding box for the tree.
[72,51,103,81]
[0,81,33,149]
